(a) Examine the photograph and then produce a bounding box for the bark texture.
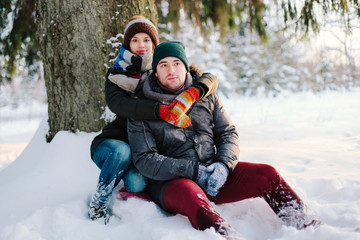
[34,0,157,142]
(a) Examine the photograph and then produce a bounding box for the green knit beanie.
[152,41,190,72]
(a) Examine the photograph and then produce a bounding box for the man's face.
[155,57,187,91]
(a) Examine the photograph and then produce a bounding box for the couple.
[89,15,321,239]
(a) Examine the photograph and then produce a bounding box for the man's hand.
[205,162,229,196]
[196,165,211,190]
[169,87,200,122]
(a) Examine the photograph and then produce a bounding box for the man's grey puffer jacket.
[127,74,239,182]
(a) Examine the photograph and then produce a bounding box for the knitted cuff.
[216,161,231,175]
[193,86,205,99]
[193,81,208,99]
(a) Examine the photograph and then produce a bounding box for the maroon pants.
[162,162,302,231]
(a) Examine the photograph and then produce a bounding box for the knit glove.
[169,87,200,122]
[196,165,212,190]
[125,55,142,73]
[159,104,192,128]
[206,162,229,196]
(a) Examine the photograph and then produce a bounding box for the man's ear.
[155,72,158,77]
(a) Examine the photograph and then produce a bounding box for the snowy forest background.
[1,1,360,240]
[1,1,360,111]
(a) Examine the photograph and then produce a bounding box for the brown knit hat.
[123,15,159,50]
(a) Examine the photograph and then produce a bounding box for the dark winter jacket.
[127,72,239,182]
[90,67,219,157]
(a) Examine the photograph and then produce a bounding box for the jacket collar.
[142,72,193,105]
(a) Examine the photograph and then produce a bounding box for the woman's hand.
[159,103,192,128]
[169,86,200,122]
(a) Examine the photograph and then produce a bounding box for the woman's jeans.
[91,139,147,206]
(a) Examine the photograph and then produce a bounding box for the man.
[127,41,321,239]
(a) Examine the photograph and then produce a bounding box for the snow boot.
[88,201,111,224]
[297,214,323,230]
[278,204,322,230]
[217,224,247,240]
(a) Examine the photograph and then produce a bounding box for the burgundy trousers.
[162,162,302,231]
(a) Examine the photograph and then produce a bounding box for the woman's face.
[129,33,153,56]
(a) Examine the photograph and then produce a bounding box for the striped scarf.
[112,44,152,73]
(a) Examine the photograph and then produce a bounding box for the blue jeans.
[91,139,147,206]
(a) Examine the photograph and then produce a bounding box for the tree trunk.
[34,0,157,142]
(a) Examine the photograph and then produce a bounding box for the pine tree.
[1,0,359,141]
[34,0,157,141]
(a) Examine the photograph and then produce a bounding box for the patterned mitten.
[196,165,212,190]
[205,162,229,196]
[159,104,192,128]
[169,87,200,122]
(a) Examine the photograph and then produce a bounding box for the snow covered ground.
[0,89,360,240]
